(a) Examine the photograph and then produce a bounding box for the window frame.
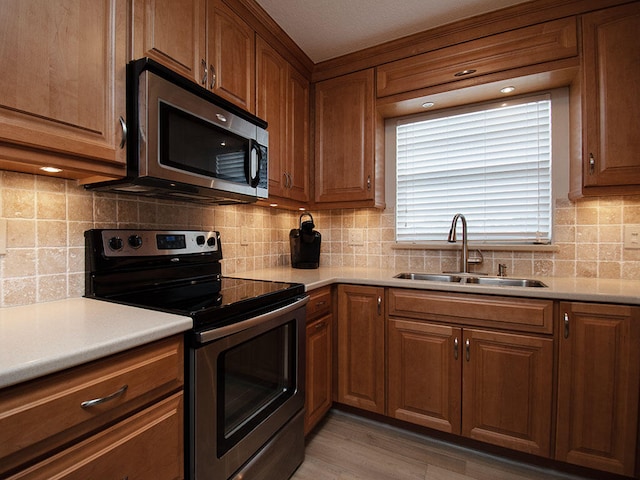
[385,88,569,250]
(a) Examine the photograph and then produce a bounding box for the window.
[394,93,553,244]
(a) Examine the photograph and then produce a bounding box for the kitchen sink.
[394,273,547,288]
[394,273,463,282]
[464,276,547,288]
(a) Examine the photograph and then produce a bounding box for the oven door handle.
[195,295,309,344]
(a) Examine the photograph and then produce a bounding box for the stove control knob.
[207,236,216,247]
[108,236,124,251]
[196,235,206,246]
[128,235,143,249]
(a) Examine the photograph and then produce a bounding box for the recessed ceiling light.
[40,166,62,173]
[422,102,435,109]
[500,86,516,94]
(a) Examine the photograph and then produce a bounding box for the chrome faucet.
[447,213,469,273]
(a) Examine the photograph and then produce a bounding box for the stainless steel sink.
[463,276,547,288]
[394,272,547,287]
[394,273,463,282]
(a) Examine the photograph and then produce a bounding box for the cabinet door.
[256,37,288,198]
[388,319,461,434]
[207,0,255,113]
[581,3,640,192]
[286,67,310,203]
[305,314,332,435]
[462,329,553,457]
[131,0,206,84]
[315,69,376,205]
[8,393,183,480]
[556,302,640,476]
[337,285,385,414]
[0,0,127,176]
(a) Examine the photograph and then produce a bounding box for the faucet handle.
[497,263,508,277]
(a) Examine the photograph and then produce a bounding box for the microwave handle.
[247,140,262,188]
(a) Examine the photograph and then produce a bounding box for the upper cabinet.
[207,0,255,112]
[0,0,127,180]
[133,0,255,113]
[570,2,640,198]
[314,69,384,208]
[376,17,578,99]
[131,0,206,83]
[256,37,309,205]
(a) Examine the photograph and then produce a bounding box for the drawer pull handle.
[564,312,570,339]
[315,321,326,330]
[465,339,470,362]
[454,337,459,360]
[81,384,128,408]
[315,300,326,307]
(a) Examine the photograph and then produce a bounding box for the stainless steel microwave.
[86,58,268,204]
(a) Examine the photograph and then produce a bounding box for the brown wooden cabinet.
[314,69,384,208]
[0,336,184,478]
[0,0,127,181]
[207,0,255,112]
[256,37,309,206]
[556,302,640,477]
[387,289,554,457]
[131,0,206,83]
[570,2,640,198]
[304,287,333,434]
[336,285,385,414]
[132,0,255,113]
[376,17,577,99]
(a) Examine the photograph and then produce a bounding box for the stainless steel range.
[84,229,307,480]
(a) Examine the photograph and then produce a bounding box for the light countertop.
[1,268,638,390]
[237,266,640,305]
[0,298,191,389]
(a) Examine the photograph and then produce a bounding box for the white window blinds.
[395,95,552,243]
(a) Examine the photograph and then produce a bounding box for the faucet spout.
[448,213,469,273]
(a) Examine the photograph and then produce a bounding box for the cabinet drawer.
[307,287,332,321]
[388,289,553,334]
[377,17,577,98]
[0,335,183,474]
[8,392,183,480]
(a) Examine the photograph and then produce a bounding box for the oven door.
[188,297,307,480]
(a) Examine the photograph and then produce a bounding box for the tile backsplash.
[1,170,639,307]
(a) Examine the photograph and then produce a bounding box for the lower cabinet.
[0,335,184,479]
[304,287,333,434]
[7,392,184,480]
[336,285,385,414]
[556,302,640,477]
[387,318,553,456]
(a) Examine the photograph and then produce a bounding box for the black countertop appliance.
[289,213,321,269]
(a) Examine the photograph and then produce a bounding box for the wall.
[1,170,639,307]
[312,196,640,280]
[0,171,297,307]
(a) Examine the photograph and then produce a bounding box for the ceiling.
[255,0,530,63]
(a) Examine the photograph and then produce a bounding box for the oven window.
[159,101,249,183]
[217,320,296,455]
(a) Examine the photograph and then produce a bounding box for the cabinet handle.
[81,384,128,408]
[209,64,216,89]
[118,116,127,149]
[588,153,595,174]
[454,337,459,360]
[465,339,470,362]
[563,312,570,339]
[201,59,208,86]
[377,296,382,315]
[367,175,372,191]
[314,321,326,330]
[315,300,326,307]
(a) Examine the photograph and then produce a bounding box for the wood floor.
[291,410,594,480]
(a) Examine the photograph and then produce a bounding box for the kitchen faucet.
[447,213,469,273]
